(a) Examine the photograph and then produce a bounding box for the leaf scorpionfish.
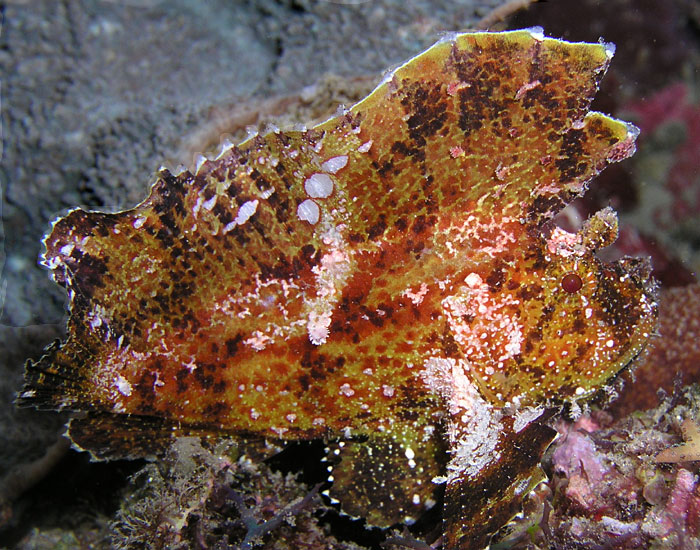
[20,29,657,549]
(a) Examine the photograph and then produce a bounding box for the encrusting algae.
[19,29,657,549]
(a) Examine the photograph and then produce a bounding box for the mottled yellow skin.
[21,30,656,549]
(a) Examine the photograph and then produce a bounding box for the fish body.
[20,30,657,549]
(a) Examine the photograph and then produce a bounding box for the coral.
[615,84,700,283]
[549,417,615,515]
[626,83,700,229]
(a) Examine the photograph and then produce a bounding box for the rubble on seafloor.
[494,385,700,550]
[108,438,365,550]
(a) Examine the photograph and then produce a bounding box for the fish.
[19,29,657,549]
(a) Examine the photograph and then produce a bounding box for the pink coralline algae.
[496,386,700,550]
[550,418,614,515]
[645,468,700,540]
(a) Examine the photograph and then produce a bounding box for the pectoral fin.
[327,428,447,527]
[443,411,557,550]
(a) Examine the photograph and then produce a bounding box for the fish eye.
[561,272,583,293]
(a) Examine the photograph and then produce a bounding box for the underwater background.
[1,1,699,548]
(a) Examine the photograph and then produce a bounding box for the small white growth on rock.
[339,383,355,397]
[321,155,348,174]
[297,199,320,224]
[382,384,395,398]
